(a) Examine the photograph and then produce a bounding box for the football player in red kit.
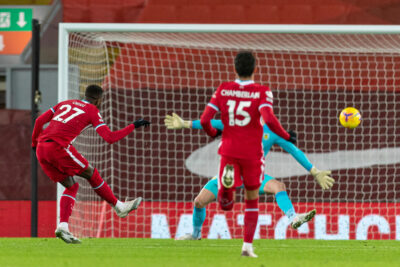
[32,85,150,244]
[200,52,296,257]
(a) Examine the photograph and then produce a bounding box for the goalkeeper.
[165,113,335,240]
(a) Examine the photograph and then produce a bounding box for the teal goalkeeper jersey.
[192,120,313,171]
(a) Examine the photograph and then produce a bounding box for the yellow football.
[339,107,361,129]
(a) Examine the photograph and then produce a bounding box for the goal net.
[59,24,400,240]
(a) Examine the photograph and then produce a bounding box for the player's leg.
[177,181,216,240]
[192,178,217,239]
[261,175,297,222]
[46,143,141,219]
[56,176,81,244]
[58,176,79,229]
[261,174,315,229]
[242,188,259,258]
[79,165,142,218]
[240,158,263,258]
[36,142,81,244]
[78,166,118,206]
[217,156,238,211]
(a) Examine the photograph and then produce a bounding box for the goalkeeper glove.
[133,119,151,129]
[164,113,191,129]
[310,166,335,190]
[287,130,297,144]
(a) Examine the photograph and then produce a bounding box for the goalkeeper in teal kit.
[165,113,335,240]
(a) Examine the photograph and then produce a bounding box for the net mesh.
[65,30,400,240]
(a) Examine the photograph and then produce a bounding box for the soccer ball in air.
[339,107,361,129]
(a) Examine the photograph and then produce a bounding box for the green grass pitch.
[0,238,399,267]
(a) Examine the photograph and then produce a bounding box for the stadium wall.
[0,109,55,201]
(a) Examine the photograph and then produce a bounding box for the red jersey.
[201,79,289,160]
[37,100,106,147]
[209,80,271,159]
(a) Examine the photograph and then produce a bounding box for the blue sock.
[192,207,206,239]
[275,191,296,221]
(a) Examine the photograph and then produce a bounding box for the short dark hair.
[234,51,256,77]
[85,84,103,100]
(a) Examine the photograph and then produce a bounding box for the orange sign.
[0,31,31,55]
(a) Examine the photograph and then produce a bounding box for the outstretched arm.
[96,124,135,144]
[193,119,223,131]
[164,113,224,130]
[95,119,150,144]
[275,137,313,170]
[164,113,192,129]
[32,109,54,147]
[275,137,335,190]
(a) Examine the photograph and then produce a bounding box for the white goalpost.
[58,23,400,240]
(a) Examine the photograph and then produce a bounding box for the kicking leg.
[263,176,315,229]
[79,166,142,218]
[263,178,297,222]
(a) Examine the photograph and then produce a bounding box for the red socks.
[218,187,234,211]
[244,198,259,243]
[89,168,118,206]
[59,169,118,224]
[60,183,79,223]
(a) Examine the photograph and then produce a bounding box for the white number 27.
[226,100,251,126]
[52,104,85,123]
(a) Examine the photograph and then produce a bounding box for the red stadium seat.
[177,5,211,23]
[314,5,349,24]
[346,5,386,24]
[137,5,178,23]
[280,4,313,24]
[121,2,146,23]
[351,0,395,5]
[379,6,400,24]
[146,0,188,5]
[64,0,145,23]
[211,5,245,24]
[194,0,273,5]
[88,5,122,23]
[63,6,90,22]
[279,0,312,3]
[245,5,280,24]
[63,0,90,22]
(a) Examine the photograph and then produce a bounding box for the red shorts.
[36,141,89,182]
[218,155,264,190]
